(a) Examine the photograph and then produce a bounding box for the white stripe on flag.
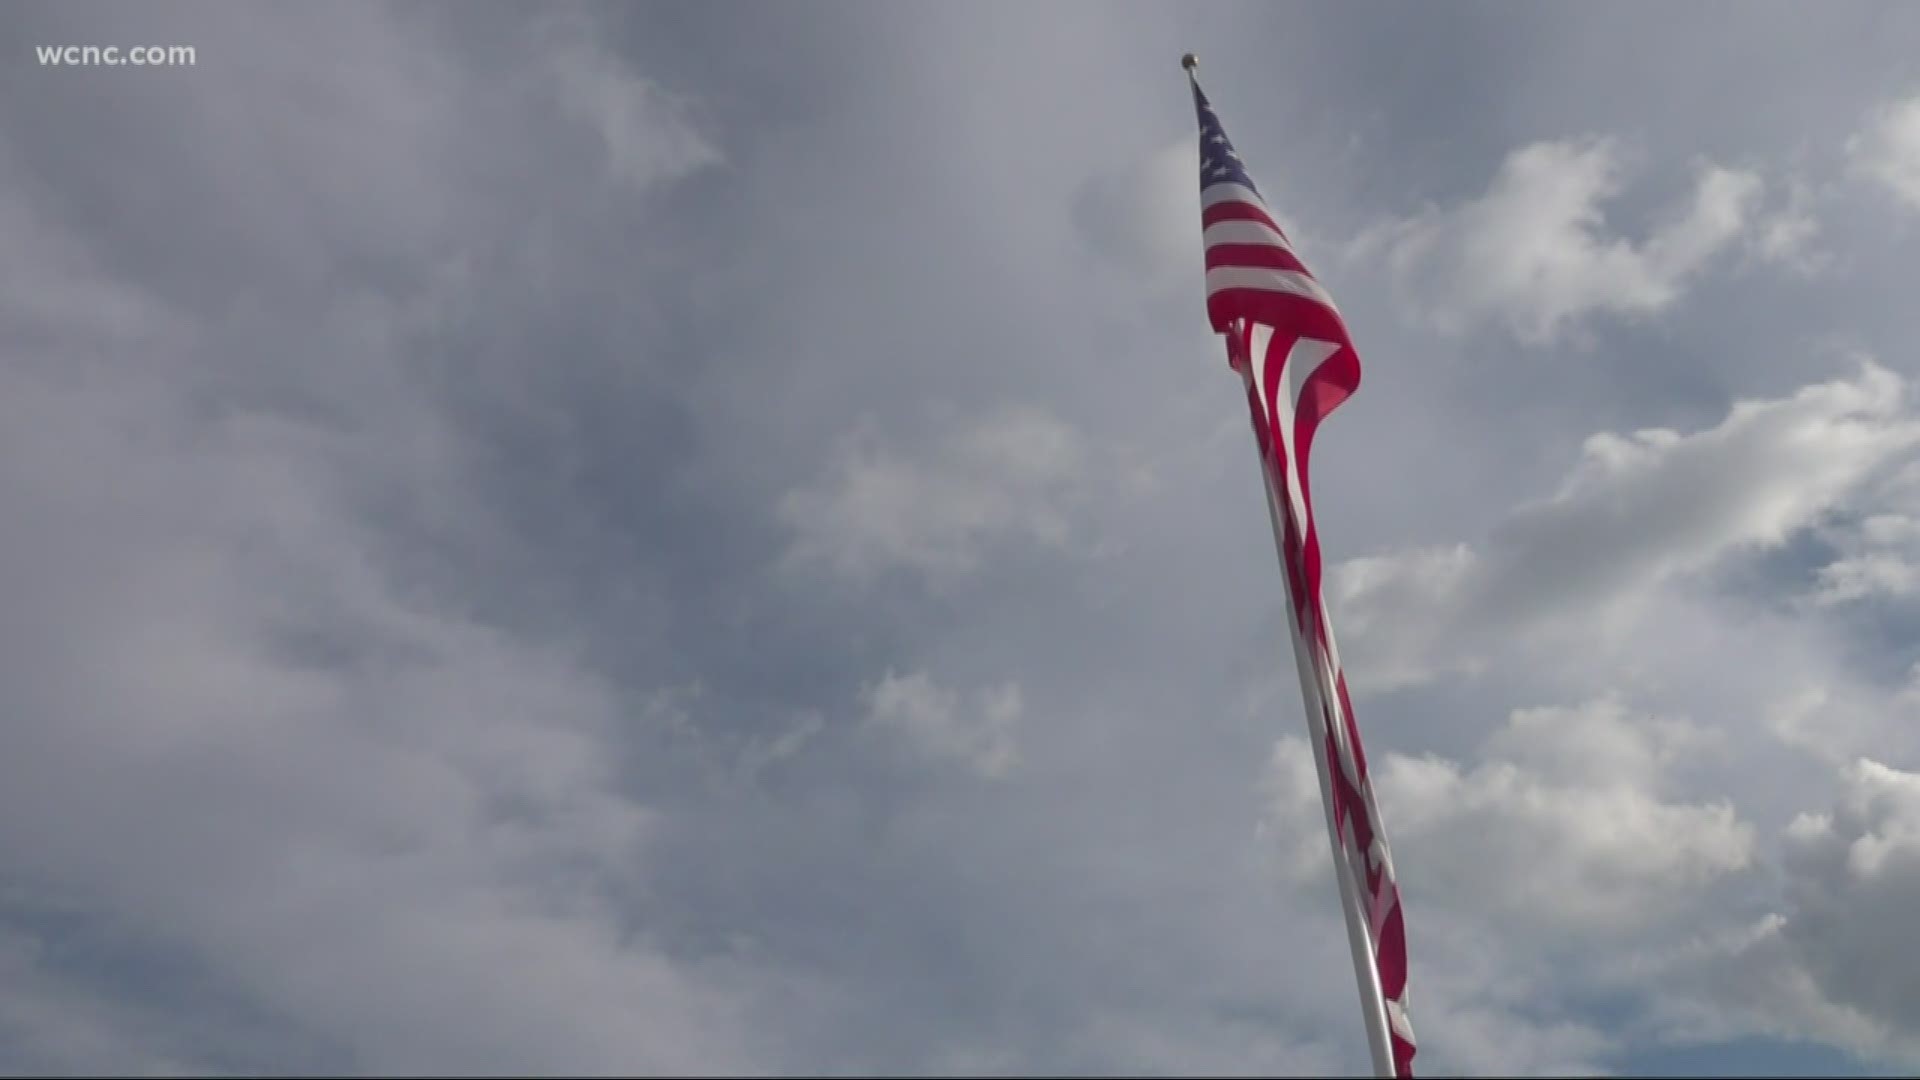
[1202,220,1298,253]
[1285,336,1340,415]
[1205,267,1340,311]
[1200,181,1267,210]
[1386,997,1416,1043]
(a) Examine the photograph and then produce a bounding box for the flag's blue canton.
[1191,85,1258,196]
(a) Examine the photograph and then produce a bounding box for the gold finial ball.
[1181,53,1199,71]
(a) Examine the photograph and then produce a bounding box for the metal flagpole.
[1234,335,1398,1076]
[1183,54,1404,1075]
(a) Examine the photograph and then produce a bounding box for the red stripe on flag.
[1205,243,1314,276]
[1205,289,1347,338]
[1392,1033,1416,1078]
[1202,199,1290,236]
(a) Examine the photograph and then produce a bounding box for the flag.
[1187,61,1417,1078]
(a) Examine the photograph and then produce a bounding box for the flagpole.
[1185,54,1406,1077]
[1246,406,1397,1078]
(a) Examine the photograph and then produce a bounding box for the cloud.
[1353,137,1762,343]
[1265,697,1752,927]
[1264,697,1754,1071]
[0,348,771,1077]
[863,670,1022,779]
[779,406,1091,581]
[0,925,212,1076]
[1391,700,1750,933]
[1259,738,1341,883]
[0,6,773,1074]
[1305,406,1920,1070]
[1071,138,1201,292]
[533,11,723,191]
[1740,176,1831,275]
[1814,551,1920,605]
[1848,94,1920,210]
[1331,361,1920,689]
[1292,357,1920,1072]
[1662,760,1920,1069]
[1811,510,1920,604]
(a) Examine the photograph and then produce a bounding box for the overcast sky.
[3,1,1920,1075]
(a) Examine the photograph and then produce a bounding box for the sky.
[2,1,1919,1075]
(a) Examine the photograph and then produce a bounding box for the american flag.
[1189,64,1417,1078]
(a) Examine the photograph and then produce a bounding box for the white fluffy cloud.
[1657,759,1920,1068]
[1778,759,1920,1029]
[1071,138,1204,292]
[1263,697,1755,1072]
[1747,177,1830,275]
[1354,137,1762,343]
[1815,545,1920,604]
[1849,94,1920,211]
[863,670,1022,779]
[1812,509,1920,605]
[1269,698,1752,924]
[1287,355,1920,1071]
[1381,701,1751,933]
[780,407,1091,581]
[1258,672,1913,1072]
[1332,361,1920,690]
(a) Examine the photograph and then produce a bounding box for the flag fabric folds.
[1189,68,1417,1078]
